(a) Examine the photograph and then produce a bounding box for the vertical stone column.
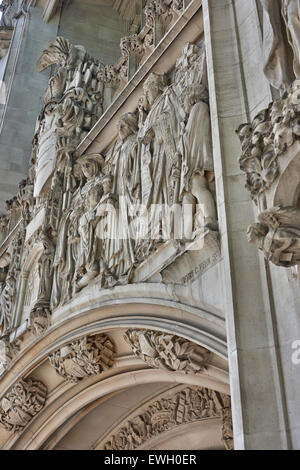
[202,0,289,449]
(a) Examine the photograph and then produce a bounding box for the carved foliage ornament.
[124,329,211,374]
[103,386,233,450]
[0,378,47,433]
[49,334,115,382]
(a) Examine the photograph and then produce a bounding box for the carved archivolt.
[49,334,115,383]
[102,386,233,450]
[0,378,47,433]
[124,329,211,374]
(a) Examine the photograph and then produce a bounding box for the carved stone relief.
[237,79,300,267]
[102,386,233,450]
[124,329,211,374]
[49,334,115,383]
[0,0,29,28]
[0,378,47,433]
[0,40,219,336]
[259,0,300,92]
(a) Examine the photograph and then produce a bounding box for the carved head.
[180,83,208,114]
[78,154,104,181]
[143,73,168,106]
[247,223,268,245]
[118,113,138,141]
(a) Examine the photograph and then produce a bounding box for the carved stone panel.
[0,378,47,433]
[124,329,211,374]
[49,334,115,383]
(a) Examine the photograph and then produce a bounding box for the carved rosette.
[0,378,47,433]
[124,329,211,374]
[102,386,232,450]
[49,334,115,383]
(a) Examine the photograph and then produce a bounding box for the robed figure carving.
[260,0,300,91]
[101,112,140,282]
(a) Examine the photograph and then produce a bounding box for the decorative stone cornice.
[124,329,211,374]
[49,334,115,383]
[0,378,47,433]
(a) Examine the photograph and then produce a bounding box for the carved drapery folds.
[259,0,300,92]
[124,329,211,374]
[0,378,47,433]
[237,79,300,267]
[49,334,115,383]
[102,386,233,450]
[0,40,219,333]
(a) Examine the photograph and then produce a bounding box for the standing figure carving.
[102,113,140,282]
[259,0,300,91]
[178,83,217,236]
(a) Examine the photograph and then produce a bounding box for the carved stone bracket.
[0,378,47,433]
[29,304,51,337]
[49,334,115,383]
[124,329,211,374]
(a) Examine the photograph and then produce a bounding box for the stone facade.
[0,0,298,451]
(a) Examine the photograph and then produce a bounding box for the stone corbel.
[29,303,51,337]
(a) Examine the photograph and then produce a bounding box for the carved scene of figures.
[0,39,218,335]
